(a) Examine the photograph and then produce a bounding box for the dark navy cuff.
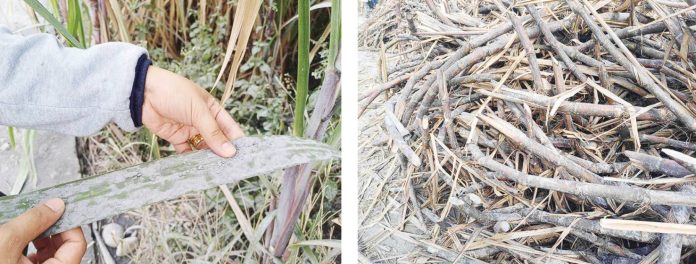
[130,54,151,128]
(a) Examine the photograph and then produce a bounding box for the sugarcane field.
[358,0,696,263]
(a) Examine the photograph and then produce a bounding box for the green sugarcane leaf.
[293,0,311,137]
[328,0,340,68]
[0,136,339,237]
[67,0,86,47]
[7,127,15,149]
[80,0,92,45]
[23,0,84,48]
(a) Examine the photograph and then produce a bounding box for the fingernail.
[222,142,236,157]
[44,198,64,213]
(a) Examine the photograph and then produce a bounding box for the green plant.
[23,0,83,48]
[10,129,36,195]
[66,0,86,46]
[16,0,86,195]
[7,127,15,149]
[269,0,341,259]
[292,0,310,137]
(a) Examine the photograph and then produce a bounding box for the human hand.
[0,198,86,264]
[143,66,245,157]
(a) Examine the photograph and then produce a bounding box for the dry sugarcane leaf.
[280,1,332,28]
[548,82,585,122]
[221,0,263,103]
[214,0,263,103]
[0,136,338,237]
[586,80,641,150]
[538,218,581,262]
[219,184,270,261]
[465,227,568,250]
[600,219,696,235]
[213,0,247,90]
[106,0,129,42]
[380,41,388,83]
[680,32,691,63]
[466,48,525,146]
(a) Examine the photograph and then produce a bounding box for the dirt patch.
[358,50,442,262]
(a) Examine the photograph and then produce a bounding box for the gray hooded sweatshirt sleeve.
[0,26,148,136]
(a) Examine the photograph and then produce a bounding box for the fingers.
[32,235,55,251]
[30,227,85,264]
[152,121,193,153]
[144,103,191,145]
[144,103,196,154]
[206,96,245,140]
[0,199,64,250]
[170,99,241,157]
[141,67,243,157]
[194,108,237,158]
[49,228,86,264]
[173,142,193,153]
[154,123,190,144]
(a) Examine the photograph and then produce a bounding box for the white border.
[341,0,359,262]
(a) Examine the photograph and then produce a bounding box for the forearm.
[0,26,149,136]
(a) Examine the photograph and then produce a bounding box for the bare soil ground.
[359,51,449,262]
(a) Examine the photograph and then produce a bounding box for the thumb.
[194,109,237,158]
[0,198,64,251]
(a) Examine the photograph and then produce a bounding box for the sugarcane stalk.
[565,0,696,131]
[360,1,696,261]
[467,136,696,207]
[270,0,341,257]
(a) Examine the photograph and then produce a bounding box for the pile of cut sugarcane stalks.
[360,0,696,263]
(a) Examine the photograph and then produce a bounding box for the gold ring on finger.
[188,134,204,149]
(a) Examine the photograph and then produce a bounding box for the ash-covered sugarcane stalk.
[0,136,339,237]
[359,0,696,262]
